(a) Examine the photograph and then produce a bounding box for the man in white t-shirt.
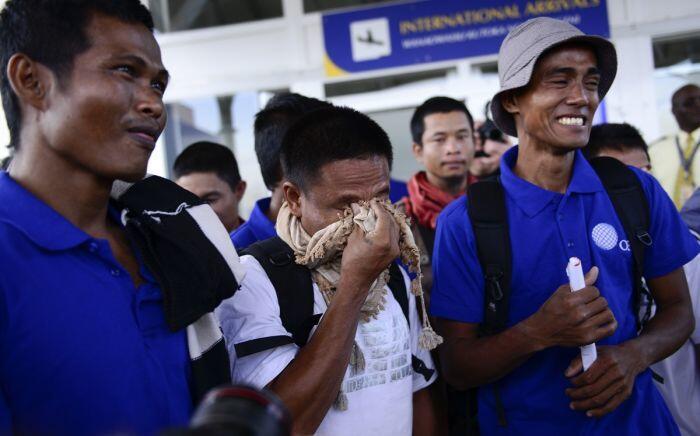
[651,239,700,436]
[217,106,438,435]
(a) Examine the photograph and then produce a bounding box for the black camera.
[164,385,291,436]
[477,119,505,147]
[475,101,506,158]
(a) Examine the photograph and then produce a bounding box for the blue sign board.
[323,0,610,77]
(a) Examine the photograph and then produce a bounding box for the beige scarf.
[276,198,442,410]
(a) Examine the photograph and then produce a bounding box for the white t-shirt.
[651,249,700,436]
[215,255,436,436]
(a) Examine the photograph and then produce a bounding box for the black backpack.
[467,156,655,426]
[233,236,434,381]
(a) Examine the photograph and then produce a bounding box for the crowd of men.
[0,1,698,436]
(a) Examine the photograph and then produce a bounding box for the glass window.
[652,33,700,136]
[475,62,498,75]
[304,0,399,14]
[367,107,421,182]
[149,0,283,33]
[158,92,269,218]
[653,33,700,68]
[325,67,454,97]
[324,68,455,181]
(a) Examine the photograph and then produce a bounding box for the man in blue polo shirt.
[0,1,236,434]
[232,93,330,250]
[431,18,699,435]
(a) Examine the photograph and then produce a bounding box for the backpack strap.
[467,179,513,336]
[589,157,653,328]
[467,179,512,427]
[237,237,433,380]
[234,237,317,358]
[388,262,408,321]
[416,223,436,259]
[388,262,434,381]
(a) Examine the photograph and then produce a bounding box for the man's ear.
[671,103,680,120]
[234,180,247,201]
[412,142,424,164]
[501,92,520,115]
[6,53,52,111]
[282,181,303,218]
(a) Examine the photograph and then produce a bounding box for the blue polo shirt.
[390,178,409,204]
[231,197,276,251]
[0,173,192,435]
[431,147,699,435]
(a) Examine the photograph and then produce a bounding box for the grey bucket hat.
[491,17,617,137]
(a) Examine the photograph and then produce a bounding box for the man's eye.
[151,80,167,93]
[115,65,136,75]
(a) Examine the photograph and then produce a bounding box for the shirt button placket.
[558,198,576,255]
[88,241,99,253]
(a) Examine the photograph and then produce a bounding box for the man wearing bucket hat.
[430,17,698,435]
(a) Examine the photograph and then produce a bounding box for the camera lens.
[189,385,292,436]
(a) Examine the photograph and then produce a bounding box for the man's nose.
[566,82,589,106]
[136,85,165,120]
[445,137,463,154]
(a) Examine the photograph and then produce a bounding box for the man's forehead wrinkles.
[543,62,598,75]
[322,164,386,179]
[330,173,389,190]
[333,177,386,190]
[86,17,164,66]
[111,52,156,63]
[429,122,470,130]
[104,46,164,65]
[538,47,596,67]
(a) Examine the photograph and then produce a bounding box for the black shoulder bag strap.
[467,180,513,336]
[235,238,429,379]
[234,237,318,358]
[589,157,653,330]
[467,179,512,427]
[388,262,409,320]
[416,223,436,259]
[387,262,435,381]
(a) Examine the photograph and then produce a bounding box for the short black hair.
[672,84,700,108]
[173,141,242,192]
[410,96,475,145]
[254,93,331,190]
[584,123,649,160]
[281,106,393,192]
[0,0,154,149]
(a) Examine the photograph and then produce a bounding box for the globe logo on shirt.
[591,223,618,251]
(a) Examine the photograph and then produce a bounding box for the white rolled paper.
[566,257,598,371]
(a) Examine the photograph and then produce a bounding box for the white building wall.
[605,34,660,141]
[605,0,700,141]
[157,0,700,143]
[151,0,700,206]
